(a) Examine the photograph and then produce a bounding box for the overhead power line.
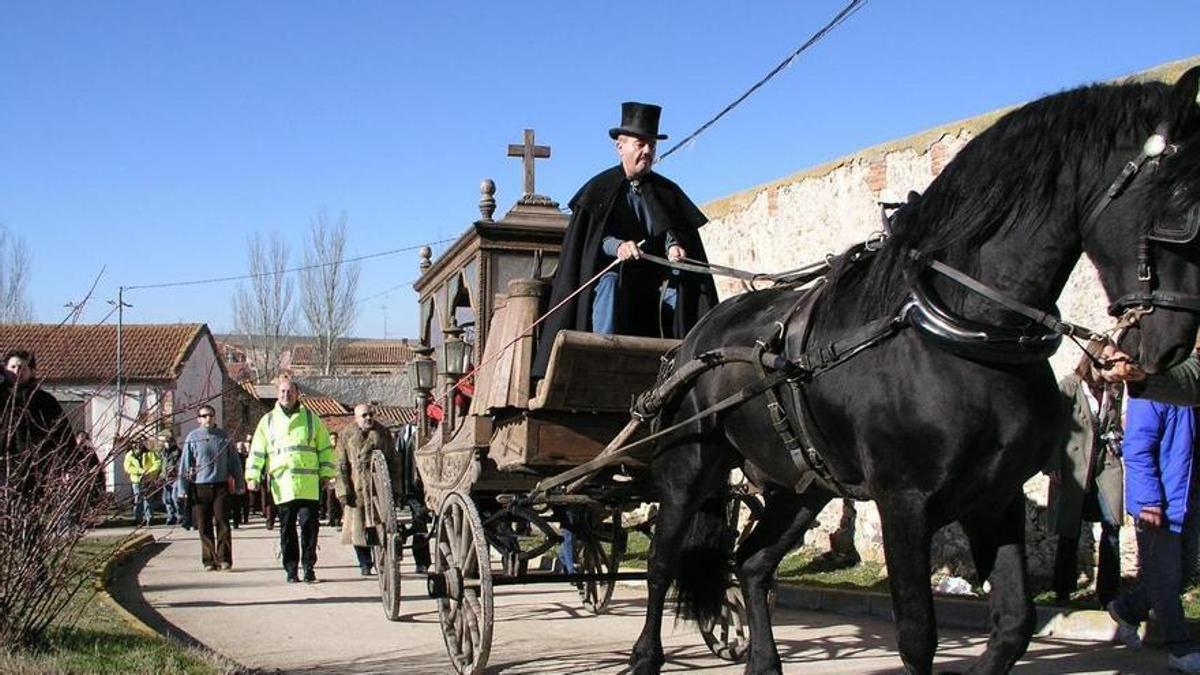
[124,238,456,292]
[658,0,869,162]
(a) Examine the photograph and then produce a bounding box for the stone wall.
[700,56,1200,587]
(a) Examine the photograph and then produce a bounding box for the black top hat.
[609,101,668,141]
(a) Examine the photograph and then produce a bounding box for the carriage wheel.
[433,492,493,675]
[371,449,403,621]
[574,508,626,615]
[698,583,750,662]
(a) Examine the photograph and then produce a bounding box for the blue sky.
[2,2,1198,340]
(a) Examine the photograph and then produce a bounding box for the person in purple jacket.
[1107,396,1200,673]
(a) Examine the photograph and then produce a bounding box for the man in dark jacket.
[533,102,718,378]
[2,349,75,459]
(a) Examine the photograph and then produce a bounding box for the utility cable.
[658,0,868,162]
[124,238,455,292]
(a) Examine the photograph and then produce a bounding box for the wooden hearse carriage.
[361,148,750,674]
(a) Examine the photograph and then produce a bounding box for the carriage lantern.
[412,347,437,392]
[439,325,470,380]
[411,346,436,443]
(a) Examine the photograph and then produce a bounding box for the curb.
[774,584,1118,641]
[94,531,160,639]
[95,531,257,673]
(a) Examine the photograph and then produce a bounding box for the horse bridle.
[1087,126,1200,318]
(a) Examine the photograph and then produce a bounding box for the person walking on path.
[325,431,344,528]
[1107,396,1200,673]
[336,404,395,576]
[123,442,160,526]
[178,404,241,571]
[159,432,184,526]
[1045,347,1124,607]
[246,375,336,583]
[229,434,251,528]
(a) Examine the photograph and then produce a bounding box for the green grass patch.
[0,534,225,674]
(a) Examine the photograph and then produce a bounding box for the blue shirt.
[177,426,243,493]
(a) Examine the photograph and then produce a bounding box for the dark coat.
[533,165,718,377]
[1045,374,1123,536]
[2,382,75,457]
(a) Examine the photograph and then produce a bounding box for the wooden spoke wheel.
[698,583,750,662]
[573,508,626,615]
[432,492,493,675]
[370,449,403,621]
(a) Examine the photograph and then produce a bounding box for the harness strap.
[912,252,1104,341]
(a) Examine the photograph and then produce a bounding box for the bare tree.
[299,209,360,376]
[232,233,296,380]
[0,225,32,323]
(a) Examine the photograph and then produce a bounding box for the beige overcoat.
[336,422,394,547]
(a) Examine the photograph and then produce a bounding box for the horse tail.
[673,491,736,625]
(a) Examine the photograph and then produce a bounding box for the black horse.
[630,67,1200,674]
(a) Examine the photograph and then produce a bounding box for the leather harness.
[630,129,1195,496]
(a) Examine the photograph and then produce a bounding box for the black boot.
[285,566,299,583]
[303,566,317,583]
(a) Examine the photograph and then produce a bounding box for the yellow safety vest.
[246,404,335,504]
[123,450,161,484]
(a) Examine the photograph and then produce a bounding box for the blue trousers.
[162,482,182,523]
[591,272,678,335]
[1112,525,1196,657]
[131,482,153,526]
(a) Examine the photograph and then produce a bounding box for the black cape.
[533,166,718,378]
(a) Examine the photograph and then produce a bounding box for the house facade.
[0,323,227,497]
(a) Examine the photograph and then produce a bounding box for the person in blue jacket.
[1107,396,1200,673]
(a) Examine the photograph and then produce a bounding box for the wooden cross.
[507,129,551,196]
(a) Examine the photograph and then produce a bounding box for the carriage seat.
[529,330,679,413]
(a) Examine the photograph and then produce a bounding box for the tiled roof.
[0,323,210,383]
[323,408,416,436]
[300,396,349,416]
[374,406,418,426]
[291,341,414,366]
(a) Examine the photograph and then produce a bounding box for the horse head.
[1085,66,1200,373]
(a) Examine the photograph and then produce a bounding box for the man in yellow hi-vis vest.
[246,375,336,583]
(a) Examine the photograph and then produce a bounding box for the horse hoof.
[628,654,664,675]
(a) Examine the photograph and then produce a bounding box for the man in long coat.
[533,102,718,378]
[336,403,398,576]
[1046,350,1123,607]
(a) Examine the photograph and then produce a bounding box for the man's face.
[354,406,374,431]
[329,433,339,446]
[197,408,216,429]
[278,380,299,407]
[616,135,655,179]
[4,356,32,385]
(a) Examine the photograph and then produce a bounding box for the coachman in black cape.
[532,165,718,378]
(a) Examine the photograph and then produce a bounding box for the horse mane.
[830,78,1180,320]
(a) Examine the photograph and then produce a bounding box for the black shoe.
[286,567,300,583]
[303,567,317,583]
[360,565,374,576]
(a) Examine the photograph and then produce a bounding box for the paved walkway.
[108,520,1174,673]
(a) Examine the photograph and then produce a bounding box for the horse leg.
[630,439,730,675]
[735,489,832,674]
[959,494,1035,675]
[878,495,937,675]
